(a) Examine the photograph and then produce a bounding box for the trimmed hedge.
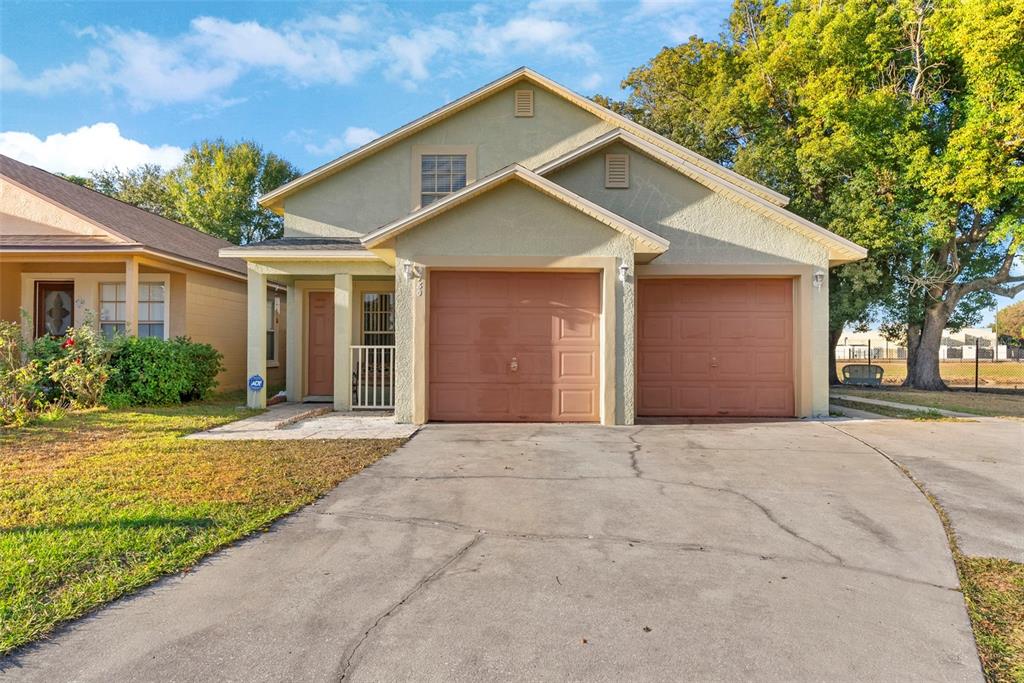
[105,337,224,407]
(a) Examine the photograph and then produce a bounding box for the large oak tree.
[607,0,1023,389]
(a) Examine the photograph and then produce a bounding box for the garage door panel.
[638,278,794,417]
[430,271,600,422]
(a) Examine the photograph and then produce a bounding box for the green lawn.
[833,386,1024,418]
[0,397,402,654]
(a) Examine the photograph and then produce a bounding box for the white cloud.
[384,27,458,86]
[1,7,602,107]
[470,17,594,61]
[303,126,381,157]
[635,0,702,15]
[580,72,603,90]
[0,122,185,176]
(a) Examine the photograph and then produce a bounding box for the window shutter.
[514,89,534,117]
[605,153,629,188]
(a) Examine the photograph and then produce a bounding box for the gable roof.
[0,154,246,276]
[259,67,789,212]
[361,164,670,262]
[535,129,868,265]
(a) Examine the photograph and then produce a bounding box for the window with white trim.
[420,154,467,207]
[361,292,395,346]
[137,283,165,339]
[99,283,126,339]
[266,294,279,363]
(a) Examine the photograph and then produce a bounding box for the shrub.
[40,321,111,408]
[0,320,41,428]
[105,336,223,406]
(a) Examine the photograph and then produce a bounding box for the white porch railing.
[351,345,396,409]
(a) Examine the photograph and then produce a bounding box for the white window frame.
[411,144,476,210]
[98,276,171,340]
[267,293,280,367]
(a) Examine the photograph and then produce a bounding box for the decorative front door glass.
[35,282,74,338]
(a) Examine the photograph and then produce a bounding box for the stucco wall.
[392,180,635,424]
[1,179,119,238]
[184,270,286,391]
[549,143,832,416]
[548,143,829,266]
[283,83,615,238]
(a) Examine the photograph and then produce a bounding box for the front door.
[35,281,74,338]
[307,291,334,397]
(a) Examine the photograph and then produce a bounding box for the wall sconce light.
[812,270,825,289]
[618,263,630,283]
[402,261,422,281]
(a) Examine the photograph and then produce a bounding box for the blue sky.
[0,1,1017,323]
[0,0,731,174]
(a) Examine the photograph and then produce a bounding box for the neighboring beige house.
[0,155,286,391]
[228,67,866,423]
[837,327,1013,361]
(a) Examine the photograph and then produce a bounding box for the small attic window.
[605,153,629,189]
[514,89,534,117]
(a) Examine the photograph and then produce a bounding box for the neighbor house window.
[266,294,279,363]
[137,283,165,339]
[362,292,395,345]
[99,282,165,339]
[420,154,467,207]
[99,283,127,339]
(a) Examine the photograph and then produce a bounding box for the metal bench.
[842,364,884,387]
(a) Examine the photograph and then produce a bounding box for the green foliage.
[0,321,41,428]
[164,139,300,244]
[105,337,223,406]
[90,164,174,218]
[41,322,111,408]
[613,0,1024,387]
[994,301,1024,343]
[81,140,299,245]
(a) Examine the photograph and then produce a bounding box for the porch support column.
[285,282,301,402]
[124,256,139,336]
[333,273,353,411]
[246,266,268,409]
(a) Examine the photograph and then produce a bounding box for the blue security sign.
[247,374,265,392]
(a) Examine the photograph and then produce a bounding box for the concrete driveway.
[834,417,1024,561]
[4,421,981,682]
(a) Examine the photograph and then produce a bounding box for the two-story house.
[224,68,866,424]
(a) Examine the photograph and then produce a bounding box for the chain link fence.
[836,337,1024,390]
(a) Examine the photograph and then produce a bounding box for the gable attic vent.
[605,153,629,188]
[514,89,534,117]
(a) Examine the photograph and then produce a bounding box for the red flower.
[62,337,76,349]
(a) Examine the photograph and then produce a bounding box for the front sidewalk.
[185,403,419,441]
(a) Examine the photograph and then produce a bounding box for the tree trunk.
[829,326,844,385]
[903,307,950,390]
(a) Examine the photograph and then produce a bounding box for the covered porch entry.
[234,251,396,411]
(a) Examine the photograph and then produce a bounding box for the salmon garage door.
[638,278,794,417]
[429,271,601,422]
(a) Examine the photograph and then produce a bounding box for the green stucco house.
[224,67,866,425]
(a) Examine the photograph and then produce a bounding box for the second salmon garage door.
[637,278,794,417]
[429,271,601,422]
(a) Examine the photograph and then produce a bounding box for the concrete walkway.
[5,421,981,682]
[185,403,419,440]
[831,393,975,418]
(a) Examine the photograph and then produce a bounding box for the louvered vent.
[605,153,629,188]
[514,89,534,117]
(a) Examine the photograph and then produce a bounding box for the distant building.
[836,327,1016,361]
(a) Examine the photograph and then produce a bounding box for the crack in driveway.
[336,534,482,681]
[327,510,956,592]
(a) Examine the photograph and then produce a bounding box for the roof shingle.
[0,155,246,275]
